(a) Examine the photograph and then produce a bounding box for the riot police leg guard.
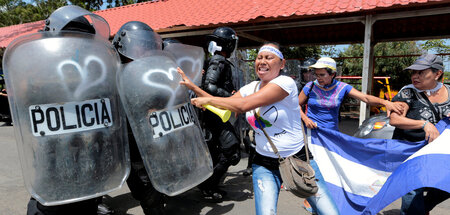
[127,128,166,215]
[198,137,228,202]
[198,119,240,201]
[127,162,166,215]
[218,122,241,166]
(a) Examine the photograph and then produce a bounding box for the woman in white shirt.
[178,42,339,215]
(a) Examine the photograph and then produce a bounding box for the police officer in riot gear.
[16,6,127,215]
[162,38,181,49]
[28,12,107,215]
[297,58,317,113]
[112,21,166,215]
[298,58,317,92]
[199,26,241,201]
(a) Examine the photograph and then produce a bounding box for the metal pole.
[360,15,375,125]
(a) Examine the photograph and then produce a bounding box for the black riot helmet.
[162,38,181,49]
[301,58,317,83]
[43,5,109,38]
[206,27,238,57]
[112,21,162,60]
[301,58,317,72]
[58,16,95,34]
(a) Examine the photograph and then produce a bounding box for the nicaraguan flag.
[308,118,450,214]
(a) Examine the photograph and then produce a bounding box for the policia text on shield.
[30,98,113,136]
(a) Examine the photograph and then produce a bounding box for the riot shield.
[283,59,302,93]
[164,43,204,86]
[3,31,129,206]
[117,50,213,196]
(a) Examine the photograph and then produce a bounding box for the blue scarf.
[314,79,337,89]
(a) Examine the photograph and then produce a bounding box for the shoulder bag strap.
[419,92,442,122]
[299,118,310,163]
[252,81,311,164]
[304,82,315,104]
[251,81,282,160]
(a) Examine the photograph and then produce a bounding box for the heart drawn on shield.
[57,55,107,99]
[141,66,182,108]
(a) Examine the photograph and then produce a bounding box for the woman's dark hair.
[431,68,444,81]
[261,41,282,50]
[325,68,334,76]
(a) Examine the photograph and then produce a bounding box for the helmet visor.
[47,5,110,39]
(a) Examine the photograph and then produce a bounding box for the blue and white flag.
[308,118,450,214]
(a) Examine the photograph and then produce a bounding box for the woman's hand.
[191,97,211,110]
[384,101,406,117]
[0,89,7,97]
[302,116,317,129]
[397,102,409,116]
[423,122,440,143]
[177,67,195,90]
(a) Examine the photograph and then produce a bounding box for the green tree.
[281,46,321,60]
[420,39,450,54]
[420,39,450,81]
[69,0,103,10]
[338,41,421,90]
[0,0,151,27]
[105,0,151,8]
[0,0,67,27]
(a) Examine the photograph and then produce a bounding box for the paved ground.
[1,120,450,214]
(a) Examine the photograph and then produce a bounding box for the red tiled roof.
[0,0,443,48]
[0,21,45,48]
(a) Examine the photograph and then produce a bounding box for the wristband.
[421,121,428,130]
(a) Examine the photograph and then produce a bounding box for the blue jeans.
[252,160,339,215]
[306,160,340,215]
[252,164,282,215]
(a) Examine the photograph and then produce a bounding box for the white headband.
[258,45,284,59]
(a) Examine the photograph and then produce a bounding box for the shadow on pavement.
[103,193,140,215]
[103,164,254,215]
[379,209,401,215]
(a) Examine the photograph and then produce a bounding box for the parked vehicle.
[353,113,394,139]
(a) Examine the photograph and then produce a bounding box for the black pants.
[402,187,450,214]
[243,130,255,169]
[198,111,240,191]
[126,124,165,215]
[27,197,98,215]
[425,188,450,211]
[0,95,11,123]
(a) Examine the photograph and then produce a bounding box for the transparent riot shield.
[283,59,302,93]
[3,31,129,206]
[117,50,212,196]
[229,51,249,141]
[164,43,204,86]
